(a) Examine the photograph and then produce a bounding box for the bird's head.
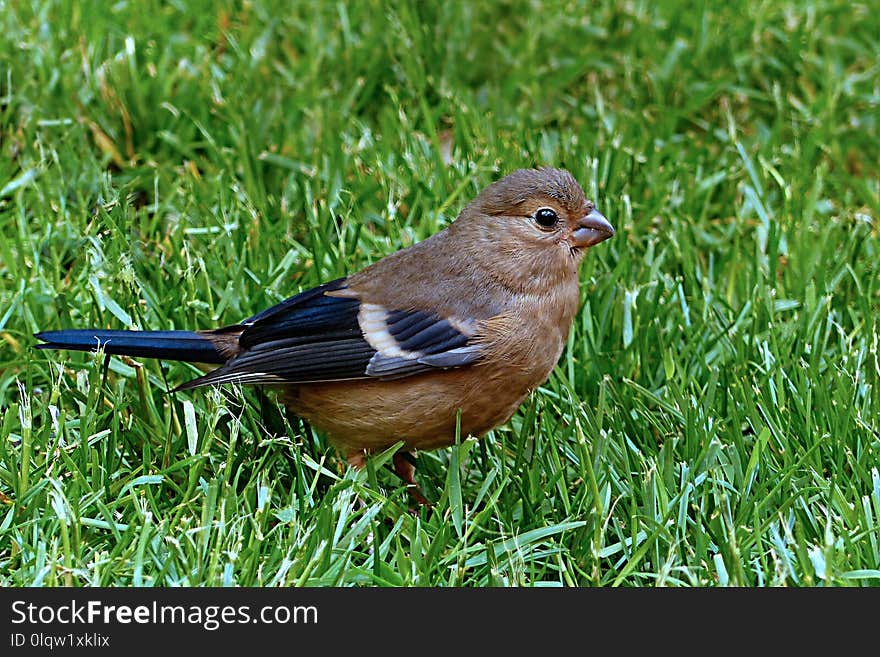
[453,167,614,291]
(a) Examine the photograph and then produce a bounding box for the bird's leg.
[346,449,430,507]
[345,451,376,553]
[393,451,430,507]
[346,451,367,470]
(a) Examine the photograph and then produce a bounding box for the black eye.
[534,208,559,228]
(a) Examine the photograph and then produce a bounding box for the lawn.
[1,0,878,586]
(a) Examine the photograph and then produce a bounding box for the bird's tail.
[34,329,227,364]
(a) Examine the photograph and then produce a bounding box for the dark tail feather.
[34,329,227,364]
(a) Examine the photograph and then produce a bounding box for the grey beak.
[571,209,614,248]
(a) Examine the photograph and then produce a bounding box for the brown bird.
[35,167,614,503]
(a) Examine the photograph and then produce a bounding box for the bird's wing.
[177,278,482,389]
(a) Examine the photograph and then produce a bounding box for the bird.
[35,167,614,503]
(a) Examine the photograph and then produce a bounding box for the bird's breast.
[283,279,582,456]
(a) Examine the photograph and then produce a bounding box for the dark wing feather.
[240,278,347,325]
[177,280,483,390]
[238,277,362,346]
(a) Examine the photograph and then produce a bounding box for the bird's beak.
[571,209,614,248]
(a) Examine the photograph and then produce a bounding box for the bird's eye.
[534,208,559,228]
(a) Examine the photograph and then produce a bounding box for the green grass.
[1,0,878,587]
